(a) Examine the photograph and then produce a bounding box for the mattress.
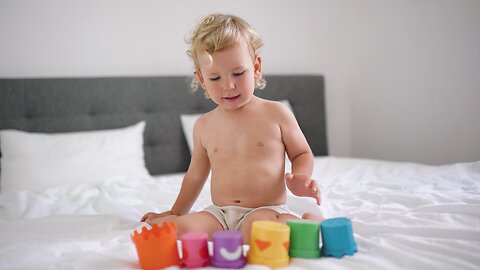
[0,156,479,269]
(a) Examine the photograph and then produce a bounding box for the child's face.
[196,39,262,111]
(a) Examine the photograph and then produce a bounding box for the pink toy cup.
[181,232,210,268]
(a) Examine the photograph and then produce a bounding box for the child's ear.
[253,56,262,79]
[195,70,207,89]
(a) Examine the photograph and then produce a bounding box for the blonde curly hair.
[186,13,266,92]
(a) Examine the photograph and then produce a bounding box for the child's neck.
[217,95,259,115]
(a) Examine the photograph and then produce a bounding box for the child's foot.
[302,212,324,222]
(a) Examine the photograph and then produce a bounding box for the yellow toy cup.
[247,220,290,268]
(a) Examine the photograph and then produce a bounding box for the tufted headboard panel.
[0,75,327,175]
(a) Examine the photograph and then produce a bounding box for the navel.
[257,142,264,147]
[213,147,218,153]
[234,200,241,203]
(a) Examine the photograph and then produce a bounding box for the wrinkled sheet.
[0,157,479,269]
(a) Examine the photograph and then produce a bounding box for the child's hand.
[140,210,174,222]
[285,173,321,205]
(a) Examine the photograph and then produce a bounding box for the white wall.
[348,1,480,164]
[1,0,479,164]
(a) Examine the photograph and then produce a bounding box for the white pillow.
[180,100,294,154]
[279,99,294,113]
[0,121,149,193]
[180,114,197,154]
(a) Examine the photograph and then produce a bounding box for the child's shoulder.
[258,98,293,115]
[254,98,296,126]
[195,110,213,124]
[193,109,220,129]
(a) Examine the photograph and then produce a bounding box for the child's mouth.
[222,94,240,102]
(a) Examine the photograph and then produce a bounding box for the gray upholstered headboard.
[0,75,327,175]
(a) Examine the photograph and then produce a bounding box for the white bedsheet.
[0,157,479,269]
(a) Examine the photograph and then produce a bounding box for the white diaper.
[203,204,291,231]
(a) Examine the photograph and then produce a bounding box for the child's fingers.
[308,179,318,192]
[311,189,321,205]
[308,180,322,205]
[140,213,149,222]
[315,193,321,205]
[141,212,155,222]
[285,173,294,182]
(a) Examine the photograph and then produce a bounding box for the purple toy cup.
[211,230,246,268]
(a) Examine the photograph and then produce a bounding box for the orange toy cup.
[131,222,180,270]
[247,220,291,268]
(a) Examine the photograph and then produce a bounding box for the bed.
[0,75,479,269]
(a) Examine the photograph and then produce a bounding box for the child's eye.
[233,71,245,76]
[209,77,220,81]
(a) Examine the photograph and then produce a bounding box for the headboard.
[0,75,327,175]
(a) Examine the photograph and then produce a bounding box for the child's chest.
[202,116,283,158]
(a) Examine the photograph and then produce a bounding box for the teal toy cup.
[287,220,321,258]
[320,217,357,258]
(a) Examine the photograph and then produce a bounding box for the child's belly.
[209,157,287,208]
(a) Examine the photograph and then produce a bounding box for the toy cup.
[211,230,246,268]
[180,232,210,268]
[131,222,180,270]
[247,221,290,268]
[287,219,321,258]
[320,217,357,258]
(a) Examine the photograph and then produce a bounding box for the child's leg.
[238,209,296,243]
[148,211,223,240]
[301,212,324,221]
[239,209,323,243]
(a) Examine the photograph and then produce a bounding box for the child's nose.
[223,78,236,91]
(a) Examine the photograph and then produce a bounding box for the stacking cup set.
[131,217,357,269]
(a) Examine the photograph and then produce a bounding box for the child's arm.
[170,150,210,215]
[277,103,321,205]
[141,117,210,222]
[171,116,211,215]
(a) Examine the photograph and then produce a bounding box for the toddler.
[141,13,322,243]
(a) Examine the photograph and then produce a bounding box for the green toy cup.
[287,220,321,258]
